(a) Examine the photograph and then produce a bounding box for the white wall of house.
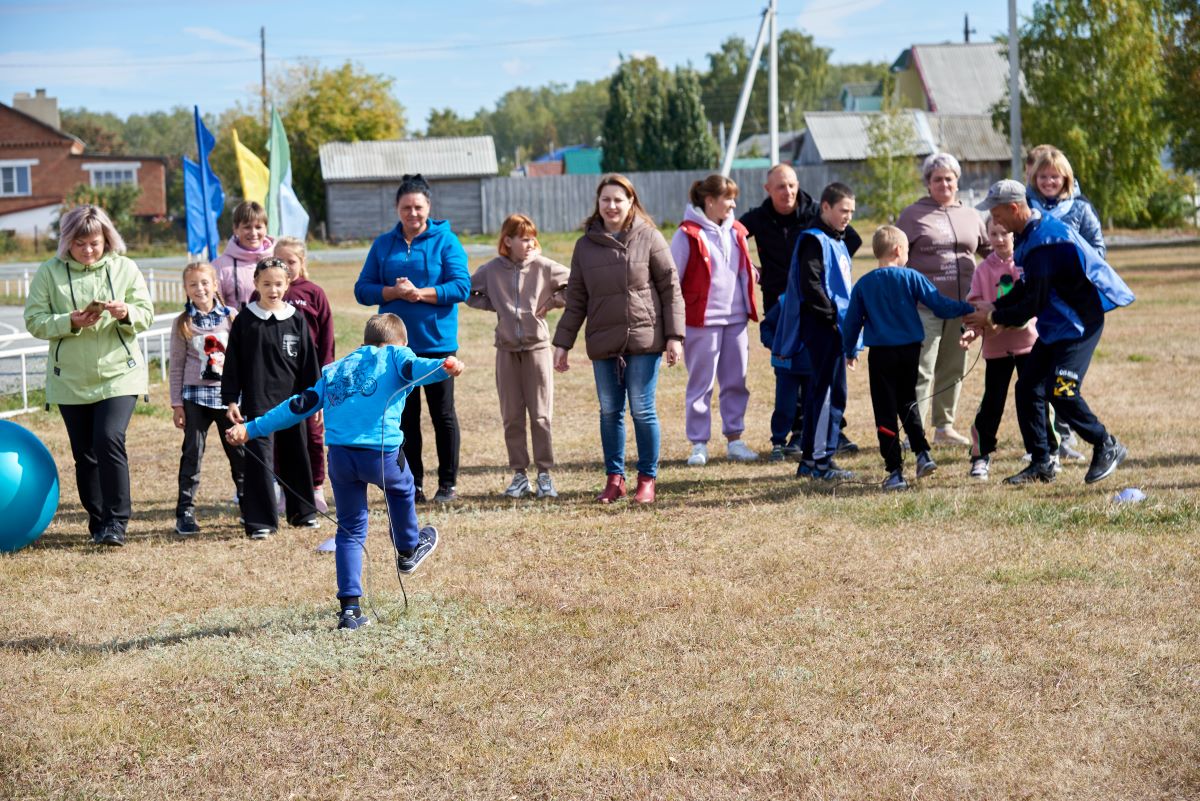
[0,202,57,236]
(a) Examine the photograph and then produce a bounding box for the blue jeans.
[592,354,662,478]
[327,444,420,600]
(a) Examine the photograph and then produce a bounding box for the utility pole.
[260,26,267,128]
[768,0,779,165]
[720,6,770,176]
[1008,0,1022,178]
[963,14,976,43]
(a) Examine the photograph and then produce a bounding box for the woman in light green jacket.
[24,205,154,546]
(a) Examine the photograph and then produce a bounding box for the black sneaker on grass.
[397,525,438,575]
[337,607,371,630]
[175,510,201,536]
[1004,460,1057,485]
[432,485,458,504]
[246,527,272,540]
[1085,435,1127,484]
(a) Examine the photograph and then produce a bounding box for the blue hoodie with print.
[354,219,471,353]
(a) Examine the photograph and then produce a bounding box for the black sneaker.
[337,607,371,630]
[175,510,201,536]
[1085,435,1127,484]
[432,485,458,504]
[414,487,427,504]
[96,524,125,547]
[1004,461,1057,485]
[397,525,438,574]
[245,527,272,540]
[882,469,909,491]
[835,431,859,455]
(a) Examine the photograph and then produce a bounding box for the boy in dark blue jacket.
[227,313,465,630]
[843,226,974,490]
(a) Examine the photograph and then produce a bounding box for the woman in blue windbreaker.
[354,174,470,504]
[1025,146,1106,257]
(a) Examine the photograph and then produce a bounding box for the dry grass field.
[1,240,1198,800]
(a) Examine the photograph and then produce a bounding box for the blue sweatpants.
[327,444,420,600]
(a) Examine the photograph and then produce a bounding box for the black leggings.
[59,395,137,534]
[401,356,460,490]
[176,401,245,516]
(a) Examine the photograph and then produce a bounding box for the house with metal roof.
[796,110,1011,200]
[890,42,1011,115]
[319,135,498,240]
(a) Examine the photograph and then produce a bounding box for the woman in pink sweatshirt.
[212,201,275,309]
[669,174,760,467]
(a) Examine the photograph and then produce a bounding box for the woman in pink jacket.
[669,174,760,466]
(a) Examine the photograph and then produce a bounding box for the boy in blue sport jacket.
[842,226,974,491]
[227,313,465,630]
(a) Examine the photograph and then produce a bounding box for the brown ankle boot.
[596,473,626,504]
[633,473,656,504]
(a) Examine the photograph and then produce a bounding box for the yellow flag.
[232,128,269,207]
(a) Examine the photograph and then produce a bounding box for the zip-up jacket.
[213,235,275,309]
[245,344,450,451]
[1027,185,1106,257]
[467,254,570,351]
[354,219,470,354]
[965,252,1037,359]
[24,252,154,404]
[670,204,758,327]
[551,218,686,360]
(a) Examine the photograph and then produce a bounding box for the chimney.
[13,88,61,131]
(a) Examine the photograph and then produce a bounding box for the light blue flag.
[265,108,309,239]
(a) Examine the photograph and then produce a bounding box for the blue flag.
[183,107,224,259]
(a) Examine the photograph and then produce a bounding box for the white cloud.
[794,0,887,40]
[0,47,141,90]
[502,58,525,76]
[183,26,259,56]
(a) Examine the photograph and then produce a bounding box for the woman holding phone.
[24,205,154,546]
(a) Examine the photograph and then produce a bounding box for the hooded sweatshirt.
[24,252,154,404]
[353,219,470,354]
[896,196,989,302]
[212,235,276,309]
[669,204,753,327]
[965,251,1037,359]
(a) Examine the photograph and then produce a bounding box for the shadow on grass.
[34,502,252,551]
[0,623,265,655]
[1123,452,1200,470]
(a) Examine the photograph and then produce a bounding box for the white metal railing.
[0,312,179,418]
[0,266,185,305]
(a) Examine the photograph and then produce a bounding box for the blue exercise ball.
[0,420,60,552]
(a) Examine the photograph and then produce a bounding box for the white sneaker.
[687,442,708,466]
[726,439,758,462]
[313,486,329,514]
[933,426,970,446]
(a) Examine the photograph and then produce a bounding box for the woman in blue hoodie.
[354,174,471,503]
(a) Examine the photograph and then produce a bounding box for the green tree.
[601,58,648,172]
[1161,0,1200,172]
[858,107,922,222]
[639,68,673,170]
[279,61,406,225]
[1002,0,1168,224]
[58,184,142,235]
[669,68,719,169]
[776,30,833,130]
[59,108,125,153]
[425,108,486,138]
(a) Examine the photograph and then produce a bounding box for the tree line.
[58,3,1197,233]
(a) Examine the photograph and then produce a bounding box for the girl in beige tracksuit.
[468,214,570,498]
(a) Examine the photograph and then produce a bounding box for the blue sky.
[0,0,1035,129]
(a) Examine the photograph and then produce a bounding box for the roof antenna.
[963,13,977,43]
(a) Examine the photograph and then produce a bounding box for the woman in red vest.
[669,174,760,467]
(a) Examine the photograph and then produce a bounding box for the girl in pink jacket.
[212,201,275,309]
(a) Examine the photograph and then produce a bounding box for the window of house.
[83,162,140,190]
[0,161,36,197]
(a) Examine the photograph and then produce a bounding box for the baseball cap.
[976,179,1027,211]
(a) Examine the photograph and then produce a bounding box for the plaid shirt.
[181,304,232,410]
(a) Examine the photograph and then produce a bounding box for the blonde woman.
[24,205,154,545]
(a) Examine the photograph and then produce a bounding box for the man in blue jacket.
[967,179,1134,485]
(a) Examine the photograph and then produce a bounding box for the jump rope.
[235,361,449,625]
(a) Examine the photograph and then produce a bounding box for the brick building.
[1,90,166,235]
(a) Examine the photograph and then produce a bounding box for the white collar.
[246,301,296,321]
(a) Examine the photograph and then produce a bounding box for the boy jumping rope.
[227,313,465,630]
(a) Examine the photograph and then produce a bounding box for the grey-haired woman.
[897,152,989,446]
[24,205,154,545]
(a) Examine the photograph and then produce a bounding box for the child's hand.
[846,356,858,371]
[225,423,249,446]
[442,356,465,377]
[553,346,570,373]
[959,329,977,349]
[313,410,323,428]
[172,405,186,429]
[226,402,244,424]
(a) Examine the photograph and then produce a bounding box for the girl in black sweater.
[222,258,321,537]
